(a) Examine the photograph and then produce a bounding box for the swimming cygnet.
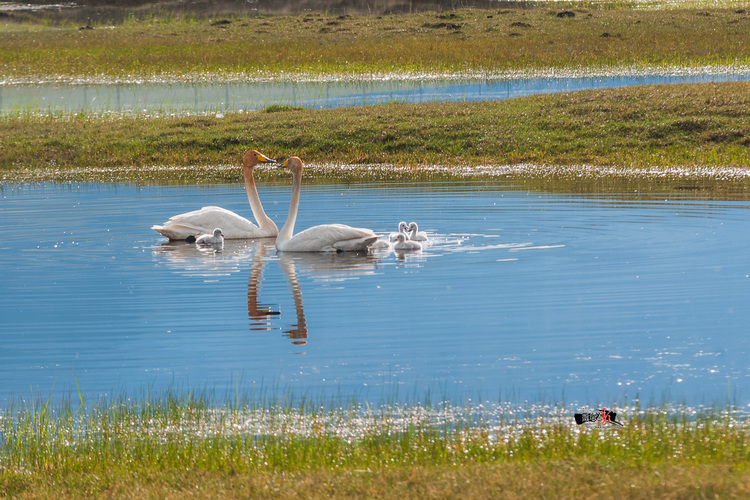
[407,222,428,242]
[195,228,224,246]
[391,232,422,251]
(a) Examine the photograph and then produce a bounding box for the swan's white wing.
[151,221,206,241]
[279,224,379,252]
[332,235,381,252]
[153,206,266,240]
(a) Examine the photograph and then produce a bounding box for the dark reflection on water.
[246,243,280,331]
[2,72,749,115]
[0,182,749,407]
[278,253,309,345]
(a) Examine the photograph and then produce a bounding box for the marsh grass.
[2,5,750,83]
[1,388,748,498]
[2,82,750,194]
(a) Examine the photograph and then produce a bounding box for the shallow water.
[0,181,748,407]
[2,73,749,116]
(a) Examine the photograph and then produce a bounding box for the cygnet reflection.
[275,251,383,345]
[155,236,386,345]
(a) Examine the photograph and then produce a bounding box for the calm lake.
[1,181,748,407]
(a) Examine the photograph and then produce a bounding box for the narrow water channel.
[2,72,749,116]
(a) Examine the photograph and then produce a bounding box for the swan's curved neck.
[278,167,301,246]
[243,167,276,231]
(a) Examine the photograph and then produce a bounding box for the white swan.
[392,232,422,251]
[408,222,428,242]
[275,157,380,252]
[195,228,224,246]
[152,150,278,240]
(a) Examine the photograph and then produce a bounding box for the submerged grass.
[1,5,750,83]
[1,390,748,498]
[2,81,750,194]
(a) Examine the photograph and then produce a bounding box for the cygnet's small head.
[277,156,304,175]
[243,150,276,170]
[398,221,408,233]
[408,222,419,232]
[393,233,407,243]
[213,228,224,238]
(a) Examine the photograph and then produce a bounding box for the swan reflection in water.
[152,238,264,278]
[246,241,281,332]
[277,253,307,345]
[154,239,385,345]
[274,251,382,345]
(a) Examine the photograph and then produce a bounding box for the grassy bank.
[1,392,748,498]
[2,82,750,193]
[1,5,750,83]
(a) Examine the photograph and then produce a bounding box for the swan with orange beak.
[275,157,379,252]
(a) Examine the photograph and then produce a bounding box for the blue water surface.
[0,182,748,407]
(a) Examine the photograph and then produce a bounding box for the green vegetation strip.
[1,6,750,82]
[1,392,748,498]
[2,82,750,193]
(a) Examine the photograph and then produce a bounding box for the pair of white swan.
[153,151,378,252]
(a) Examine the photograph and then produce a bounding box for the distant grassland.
[1,6,750,82]
[2,82,750,192]
[2,3,750,192]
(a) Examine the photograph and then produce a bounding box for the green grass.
[2,82,750,194]
[3,3,750,194]
[2,5,750,83]
[1,390,748,498]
